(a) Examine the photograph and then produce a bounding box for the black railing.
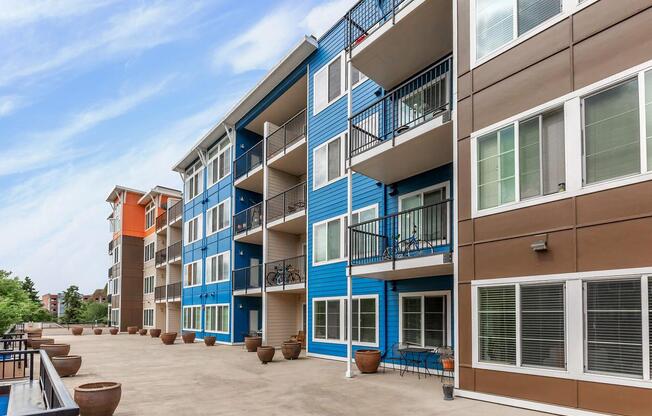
[154,285,166,301]
[234,140,263,181]
[265,255,306,290]
[110,263,120,278]
[349,56,452,158]
[108,240,113,254]
[108,266,113,279]
[167,282,181,301]
[168,241,182,262]
[345,0,413,51]
[234,203,263,236]
[266,109,307,159]
[155,248,167,267]
[266,182,307,224]
[349,199,452,266]
[168,200,182,222]
[232,264,263,293]
[156,210,167,230]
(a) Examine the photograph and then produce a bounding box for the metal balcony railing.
[266,109,307,159]
[156,210,167,230]
[345,0,413,51]
[168,241,182,262]
[155,248,167,267]
[349,199,452,266]
[168,200,182,222]
[348,56,452,159]
[108,266,113,279]
[167,282,181,301]
[108,240,113,254]
[234,140,263,181]
[108,263,120,278]
[265,255,306,290]
[154,285,166,301]
[232,264,263,294]
[266,182,307,224]
[234,203,263,236]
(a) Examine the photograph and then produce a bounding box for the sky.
[0,0,356,295]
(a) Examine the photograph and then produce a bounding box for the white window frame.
[471,267,652,390]
[313,132,347,190]
[185,213,203,244]
[207,137,232,188]
[183,260,202,288]
[398,290,452,348]
[143,308,154,327]
[205,250,230,284]
[145,202,155,229]
[471,60,652,218]
[311,295,379,347]
[144,241,155,263]
[313,51,347,115]
[207,198,231,236]
[113,245,120,265]
[350,204,379,258]
[204,303,229,334]
[143,275,155,295]
[470,0,599,69]
[110,309,120,326]
[182,305,202,331]
[312,213,348,266]
[351,65,368,90]
[185,162,204,203]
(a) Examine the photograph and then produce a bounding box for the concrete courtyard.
[43,328,545,416]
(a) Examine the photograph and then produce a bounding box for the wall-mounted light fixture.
[530,234,548,252]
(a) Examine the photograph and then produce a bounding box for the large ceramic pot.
[26,328,42,337]
[71,327,83,336]
[74,382,121,416]
[257,346,275,364]
[109,328,119,335]
[41,343,71,358]
[161,333,177,345]
[31,338,55,350]
[204,336,216,347]
[281,341,301,360]
[94,328,103,335]
[149,329,161,338]
[127,326,138,335]
[244,336,262,352]
[52,355,82,377]
[138,329,147,336]
[182,332,196,344]
[355,350,381,374]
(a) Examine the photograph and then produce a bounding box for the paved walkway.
[44,329,545,416]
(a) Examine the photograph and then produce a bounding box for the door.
[249,258,260,288]
[399,185,448,250]
[249,310,259,334]
[302,303,307,334]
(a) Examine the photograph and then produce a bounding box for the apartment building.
[455,0,652,415]
[41,294,58,315]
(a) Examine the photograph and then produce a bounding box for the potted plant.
[244,335,262,352]
[94,328,103,335]
[31,338,54,349]
[127,326,138,334]
[51,355,82,377]
[257,346,275,364]
[281,341,301,360]
[74,382,121,416]
[182,331,196,344]
[109,328,119,335]
[161,332,177,345]
[204,336,216,346]
[41,343,71,358]
[355,350,381,373]
[71,327,83,336]
[138,329,148,336]
[149,328,161,338]
[440,348,455,401]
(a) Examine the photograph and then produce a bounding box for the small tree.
[0,270,43,332]
[81,301,108,324]
[62,285,83,324]
[21,276,40,304]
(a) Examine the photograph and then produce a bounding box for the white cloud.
[0,95,26,117]
[0,0,113,28]
[301,0,357,37]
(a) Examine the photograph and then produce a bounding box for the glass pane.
[646,71,652,170]
[403,297,421,313]
[541,108,566,194]
[521,284,565,369]
[327,219,340,261]
[517,0,561,35]
[519,117,541,199]
[327,138,341,181]
[315,224,327,263]
[327,300,340,339]
[328,57,341,102]
[478,286,516,364]
[315,145,328,187]
[476,0,514,59]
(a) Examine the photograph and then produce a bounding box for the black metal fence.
[167,282,182,300]
[266,182,307,224]
[154,285,166,301]
[266,109,307,159]
[156,210,167,230]
[168,200,182,222]
[345,0,413,51]
[168,241,182,262]
[232,264,263,293]
[265,255,306,289]
[349,200,452,265]
[349,56,452,158]
[234,203,263,236]
[155,248,167,267]
[234,140,263,180]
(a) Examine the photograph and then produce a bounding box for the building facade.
[41,294,58,316]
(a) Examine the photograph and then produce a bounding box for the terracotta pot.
[41,343,71,358]
[31,338,55,349]
[127,326,138,335]
[71,327,83,336]
[442,357,455,371]
[138,329,147,336]
[26,329,42,337]
[257,346,275,364]
[94,328,103,335]
[149,329,161,338]
[182,332,196,344]
[52,355,82,377]
[244,336,262,352]
[355,350,381,374]
[204,336,216,346]
[161,332,177,345]
[74,382,121,416]
[281,341,301,360]
[109,328,119,335]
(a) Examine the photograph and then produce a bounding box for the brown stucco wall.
[120,235,144,332]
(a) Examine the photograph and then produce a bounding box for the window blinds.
[520,283,565,369]
[479,285,516,364]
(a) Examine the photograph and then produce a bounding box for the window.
[183,306,201,330]
[314,134,345,189]
[351,205,378,259]
[113,245,120,264]
[144,275,154,294]
[313,215,347,264]
[475,0,562,60]
[144,241,155,262]
[112,278,119,295]
[478,285,516,364]
[185,214,203,244]
[145,203,155,229]
[185,162,203,202]
[206,251,229,284]
[184,261,201,287]
[207,199,230,235]
[313,53,346,114]
[350,66,367,88]
[352,298,377,344]
[521,284,565,369]
[314,299,342,341]
[207,136,231,187]
[143,309,154,327]
[399,184,449,245]
[313,296,378,345]
[205,304,229,333]
[401,293,449,348]
[110,309,119,326]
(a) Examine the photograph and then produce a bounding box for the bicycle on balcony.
[383,224,435,260]
[266,264,302,287]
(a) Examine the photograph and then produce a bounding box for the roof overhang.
[105,185,145,203]
[137,186,182,205]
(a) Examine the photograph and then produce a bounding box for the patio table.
[397,346,435,379]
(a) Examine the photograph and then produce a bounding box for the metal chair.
[381,342,403,373]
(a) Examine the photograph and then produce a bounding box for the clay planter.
[257,346,275,364]
[52,355,82,377]
[31,338,55,350]
[149,329,161,338]
[127,326,138,335]
[41,343,71,358]
[71,327,83,336]
[182,332,196,344]
[74,382,121,416]
[281,341,301,360]
[441,357,455,371]
[244,336,262,352]
[355,350,381,374]
[161,332,177,345]
[109,328,119,335]
[138,329,147,336]
[204,336,216,346]
[26,329,42,337]
[94,328,103,335]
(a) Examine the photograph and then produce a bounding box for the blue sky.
[0,0,355,295]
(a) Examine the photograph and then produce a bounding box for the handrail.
[167,282,181,301]
[234,202,263,235]
[155,247,167,266]
[38,349,80,415]
[345,0,415,52]
[266,182,307,224]
[168,241,182,261]
[167,200,183,222]
[233,140,263,180]
[154,285,166,301]
[155,210,167,230]
[264,255,306,290]
[266,109,307,159]
[232,264,263,294]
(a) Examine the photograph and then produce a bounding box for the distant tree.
[0,270,43,332]
[22,276,40,304]
[62,285,83,323]
[81,301,108,324]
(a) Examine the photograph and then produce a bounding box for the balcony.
[233,203,263,244]
[265,255,306,292]
[233,140,264,193]
[348,199,453,280]
[168,241,182,264]
[155,247,167,268]
[232,264,263,296]
[266,109,307,175]
[108,240,114,255]
[108,266,113,279]
[156,210,167,232]
[166,282,181,302]
[167,200,183,226]
[109,263,120,278]
[154,285,166,303]
[346,0,452,89]
[348,56,452,184]
[266,182,306,234]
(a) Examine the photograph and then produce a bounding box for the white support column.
[345,56,354,379]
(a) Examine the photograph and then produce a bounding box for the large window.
[351,205,378,259]
[185,214,202,244]
[401,292,449,348]
[206,251,229,284]
[478,285,516,364]
[207,137,231,187]
[314,134,346,189]
[143,309,154,327]
[144,275,154,294]
[313,215,347,265]
[520,284,565,369]
[207,199,230,235]
[314,53,346,114]
[185,162,203,202]
[184,261,201,287]
[313,296,378,345]
[399,184,449,244]
[144,241,155,262]
[205,304,229,333]
[145,202,155,229]
[352,297,377,345]
[183,306,201,331]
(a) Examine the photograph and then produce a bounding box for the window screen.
[517,0,561,35]
[478,285,516,364]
